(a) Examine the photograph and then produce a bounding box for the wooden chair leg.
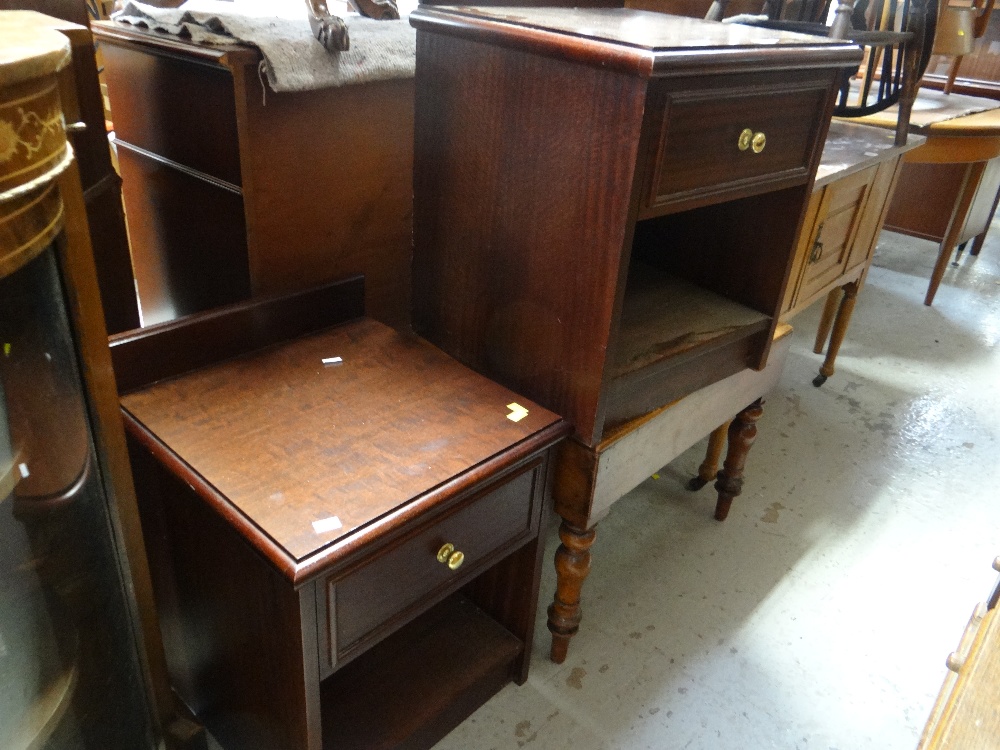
[814,287,842,355]
[547,520,597,664]
[814,280,858,387]
[688,421,731,491]
[713,399,763,521]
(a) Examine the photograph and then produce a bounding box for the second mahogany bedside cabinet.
[111,278,569,750]
[409,6,862,661]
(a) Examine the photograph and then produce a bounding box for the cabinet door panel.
[796,165,874,304]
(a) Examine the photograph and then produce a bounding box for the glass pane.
[0,247,155,750]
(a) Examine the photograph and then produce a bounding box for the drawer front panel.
[645,78,830,214]
[102,43,243,186]
[328,459,543,665]
[797,167,874,303]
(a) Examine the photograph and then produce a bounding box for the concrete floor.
[434,225,1000,750]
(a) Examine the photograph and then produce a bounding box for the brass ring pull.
[752,132,766,153]
[738,128,753,151]
[436,543,465,571]
[809,229,824,264]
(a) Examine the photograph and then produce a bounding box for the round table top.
[854,97,1000,163]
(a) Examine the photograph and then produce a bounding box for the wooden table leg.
[547,520,597,664]
[814,287,842,355]
[713,399,763,522]
[814,280,858,387]
[926,162,987,306]
[687,420,731,491]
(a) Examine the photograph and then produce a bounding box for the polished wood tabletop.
[410,5,860,75]
[121,319,561,564]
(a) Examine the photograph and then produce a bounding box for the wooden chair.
[933,0,996,94]
[708,0,937,145]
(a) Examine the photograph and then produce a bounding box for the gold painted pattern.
[0,76,67,194]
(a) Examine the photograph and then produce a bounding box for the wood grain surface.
[121,318,562,563]
[94,24,414,329]
[412,29,648,445]
[409,6,861,78]
[922,606,1000,749]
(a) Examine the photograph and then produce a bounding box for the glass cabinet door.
[0,244,156,750]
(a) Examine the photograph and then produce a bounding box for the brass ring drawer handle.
[738,128,767,154]
[436,543,465,571]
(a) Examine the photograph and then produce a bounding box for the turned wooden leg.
[688,421,731,491]
[813,287,841,355]
[814,281,858,387]
[713,399,763,522]
[547,520,596,664]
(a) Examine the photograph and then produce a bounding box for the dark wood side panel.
[85,180,141,334]
[412,30,648,446]
[232,64,415,330]
[884,162,973,242]
[109,275,364,393]
[127,437,320,750]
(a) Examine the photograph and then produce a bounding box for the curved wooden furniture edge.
[409,7,860,79]
[856,107,1000,162]
[90,20,259,68]
[123,410,569,588]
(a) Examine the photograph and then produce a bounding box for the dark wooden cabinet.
[92,23,414,330]
[410,7,859,447]
[409,5,861,662]
[112,280,569,750]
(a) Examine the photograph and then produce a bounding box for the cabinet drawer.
[643,77,831,214]
[322,458,544,670]
[102,42,243,186]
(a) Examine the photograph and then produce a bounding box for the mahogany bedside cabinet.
[409,6,861,662]
[110,277,569,750]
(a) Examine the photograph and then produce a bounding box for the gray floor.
[434,225,1000,750]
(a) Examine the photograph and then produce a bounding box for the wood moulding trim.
[92,22,235,67]
[112,139,243,195]
[409,8,862,79]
